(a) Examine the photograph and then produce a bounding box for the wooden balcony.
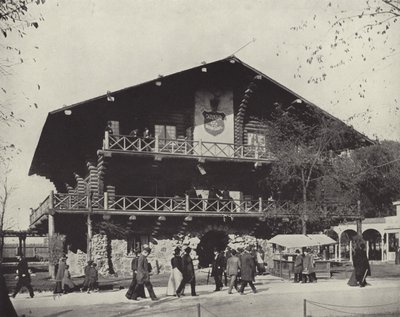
[102,132,274,163]
[29,193,300,227]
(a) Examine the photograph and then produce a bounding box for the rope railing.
[304,298,400,317]
[129,303,219,317]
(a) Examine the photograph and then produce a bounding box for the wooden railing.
[29,192,362,226]
[29,195,51,225]
[103,132,275,162]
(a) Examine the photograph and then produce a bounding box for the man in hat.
[238,246,257,295]
[133,247,157,300]
[81,260,93,292]
[176,247,197,297]
[12,255,34,298]
[211,248,225,291]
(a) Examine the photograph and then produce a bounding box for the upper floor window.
[248,132,265,147]
[155,125,177,140]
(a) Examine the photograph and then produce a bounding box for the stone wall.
[65,232,272,277]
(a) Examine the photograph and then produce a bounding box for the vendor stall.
[268,234,337,280]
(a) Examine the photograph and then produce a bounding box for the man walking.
[176,247,197,297]
[211,248,226,291]
[226,249,241,294]
[238,246,257,295]
[12,255,34,298]
[133,247,158,300]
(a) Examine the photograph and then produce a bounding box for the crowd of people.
[6,240,374,303]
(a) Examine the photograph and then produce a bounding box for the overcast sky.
[1,0,399,229]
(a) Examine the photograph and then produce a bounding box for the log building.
[28,56,372,275]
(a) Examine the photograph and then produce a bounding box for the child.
[87,263,98,293]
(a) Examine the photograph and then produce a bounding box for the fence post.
[185,194,189,212]
[155,135,159,152]
[104,131,109,150]
[197,303,201,317]
[303,299,307,317]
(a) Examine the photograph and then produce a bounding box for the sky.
[1,0,399,229]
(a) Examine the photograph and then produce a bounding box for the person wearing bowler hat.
[211,248,226,291]
[176,247,197,297]
[133,247,158,300]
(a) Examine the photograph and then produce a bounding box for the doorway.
[196,231,229,268]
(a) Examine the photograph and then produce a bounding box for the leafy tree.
[352,140,400,217]
[263,102,362,234]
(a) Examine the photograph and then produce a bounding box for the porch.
[102,132,274,163]
[29,193,300,228]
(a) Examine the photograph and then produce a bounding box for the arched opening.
[196,231,229,268]
[340,229,358,260]
[363,229,382,261]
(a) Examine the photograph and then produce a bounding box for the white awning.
[268,234,336,248]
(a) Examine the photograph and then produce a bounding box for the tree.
[263,102,361,234]
[352,140,400,217]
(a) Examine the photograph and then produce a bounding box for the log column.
[48,191,56,278]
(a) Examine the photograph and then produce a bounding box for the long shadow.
[42,310,74,317]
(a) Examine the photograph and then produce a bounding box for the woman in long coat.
[62,265,76,293]
[126,250,146,299]
[167,247,183,296]
[54,257,66,294]
[353,243,371,287]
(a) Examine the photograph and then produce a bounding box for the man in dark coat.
[211,248,225,291]
[12,255,34,298]
[238,246,257,294]
[302,248,316,283]
[353,243,371,287]
[80,260,93,292]
[133,247,157,300]
[176,247,197,297]
[293,249,303,283]
[0,261,18,317]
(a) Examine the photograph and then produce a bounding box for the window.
[154,125,176,144]
[247,132,266,148]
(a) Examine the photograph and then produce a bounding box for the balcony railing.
[29,193,301,225]
[29,195,51,225]
[29,193,362,227]
[102,132,274,162]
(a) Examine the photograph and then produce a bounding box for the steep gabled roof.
[29,56,374,189]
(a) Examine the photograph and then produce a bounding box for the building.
[28,56,372,276]
[331,201,400,263]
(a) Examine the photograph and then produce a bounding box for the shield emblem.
[203,111,225,136]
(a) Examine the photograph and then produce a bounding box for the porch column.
[338,233,342,262]
[48,191,55,278]
[382,232,386,262]
[87,193,93,261]
[366,240,370,259]
[386,233,389,262]
[334,244,338,261]
[349,240,353,263]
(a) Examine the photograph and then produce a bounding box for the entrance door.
[196,231,229,268]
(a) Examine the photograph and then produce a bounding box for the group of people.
[53,256,99,295]
[293,248,318,283]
